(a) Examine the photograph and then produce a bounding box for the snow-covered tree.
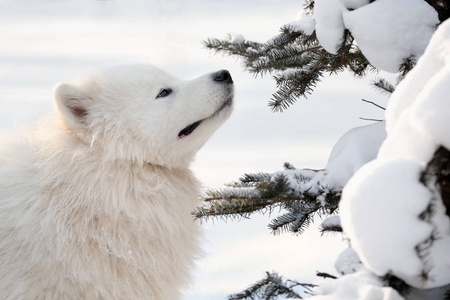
[194,0,450,299]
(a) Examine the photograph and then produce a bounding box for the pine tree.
[195,0,450,299]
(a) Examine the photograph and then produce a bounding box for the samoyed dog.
[0,65,234,299]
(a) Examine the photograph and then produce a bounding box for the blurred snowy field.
[0,0,389,298]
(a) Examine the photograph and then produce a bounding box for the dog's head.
[54,64,234,168]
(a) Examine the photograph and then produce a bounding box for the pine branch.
[328,29,370,77]
[304,0,315,13]
[372,78,395,94]
[270,49,327,111]
[204,0,432,112]
[204,6,372,112]
[194,196,286,221]
[397,56,416,83]
[193,166,341,235]
[320,224,343,235]
[283,162,296,170]
[228,271,315,300]
[424,0,450,23]
[319,215,342,235]
[252,44,322,77]
[415,146,450,286]
[383,274,412,297]
[316,271,337,279]
[269,206,315,235]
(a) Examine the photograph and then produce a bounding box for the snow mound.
[340,19,450,289]
[286,9,316,35]
[334,247,362,276]
[337,0,369,10]
[311,269,403,300]
[286,16,315,36]
[413,64,450,150]
[340,158,434,282]
[343,0,438,73]
[268,121,385,202]
[325,121,386,188]
[321,215,341,229]
[229,33,245,44]
[271,168,327,196]
[314,0,347,54]
[312,0,439,72]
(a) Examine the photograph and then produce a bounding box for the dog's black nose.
[213,70,233,84]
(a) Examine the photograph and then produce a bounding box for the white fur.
[0,64,233,299]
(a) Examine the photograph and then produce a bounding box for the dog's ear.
[54,83,90,128]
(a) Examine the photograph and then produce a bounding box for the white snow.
[342,0,439,73]
[313,0,347,54]
[385,51,445,131]
[340,158,434,284]
[229,33,245,44]
[340,19,450,289]
[413,66,450,150]
[275,68,301,80]
[325,121,386,188]
[377,113,437,162]
[312,0,439,72]
[286,10,316,35]
[265,121,386,204]
[337,0,369,10]
[270,169,326,195]
[310,269,403,300]
[334,247,362,275]
[321,215,341,230]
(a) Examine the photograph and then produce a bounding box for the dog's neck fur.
[9,123,203,298]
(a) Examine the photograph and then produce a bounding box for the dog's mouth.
[178,120,202,139]
[178,97,233,139]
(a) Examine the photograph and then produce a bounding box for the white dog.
[0,65,234,299]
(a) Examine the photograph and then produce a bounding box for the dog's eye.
[156,88,172,99]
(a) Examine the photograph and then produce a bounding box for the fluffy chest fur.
[0,130,202,299]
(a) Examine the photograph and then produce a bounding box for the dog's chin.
[212,96,233,117]
[178,96,233,140]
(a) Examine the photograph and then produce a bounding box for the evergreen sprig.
[227,271,315,300]
[193,165,341,235]
[320,219,343,235]
[205,24,374,112]
[383,274,412,297]
[416,146,450,285]
[372,78,395,94]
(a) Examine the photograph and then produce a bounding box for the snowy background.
[0,0,390,298]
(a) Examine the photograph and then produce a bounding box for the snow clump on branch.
[340,19,450,289]
[290,0,439,72]
[343,0,439,72]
